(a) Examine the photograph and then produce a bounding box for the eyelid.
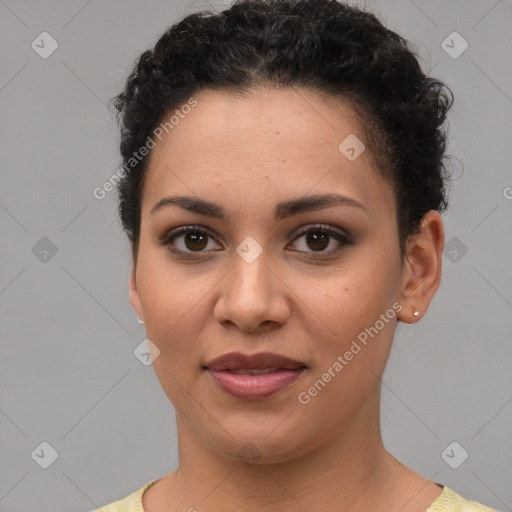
[293,223,350,240]
[288,224,353,256]
[160,223,353,256]
[158,224,220,246]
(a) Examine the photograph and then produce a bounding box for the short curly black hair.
[112,0,454,258]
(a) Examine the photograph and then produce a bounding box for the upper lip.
[204,351,307,371]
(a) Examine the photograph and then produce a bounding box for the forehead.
[141,87,395,223]
[149,87,364,156]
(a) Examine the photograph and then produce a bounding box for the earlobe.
[397,210,444,323]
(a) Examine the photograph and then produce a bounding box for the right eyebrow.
[151,195,225,218]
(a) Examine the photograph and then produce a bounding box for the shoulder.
[427,485,499,512]
[90,481,154,512]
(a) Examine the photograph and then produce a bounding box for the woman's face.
[130,87,413,463]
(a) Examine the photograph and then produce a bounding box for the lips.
[205,351,306,371]
[204,351,307,399]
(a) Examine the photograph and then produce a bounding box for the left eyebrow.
[275,193,369,219]
[150,193,369,220]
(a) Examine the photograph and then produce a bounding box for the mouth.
[203,352,307,399]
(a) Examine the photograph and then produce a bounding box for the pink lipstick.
[204,351,307,399]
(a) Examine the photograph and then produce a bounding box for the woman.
[95,0,497,510]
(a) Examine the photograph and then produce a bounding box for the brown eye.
[289,225,353,256]
[304,231,330,251]
[181,231,208,251]
[161,226,221,254]
[160,224,352,258]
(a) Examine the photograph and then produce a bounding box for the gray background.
[1,0,511,511]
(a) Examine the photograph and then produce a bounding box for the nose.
[213,248,290,333]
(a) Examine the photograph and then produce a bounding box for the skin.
[128,87,445,512]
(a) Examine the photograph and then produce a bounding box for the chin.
[198,417,318,465]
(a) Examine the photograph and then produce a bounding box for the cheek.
[136,254,199,349]
[296,272,397,423]
[298,255,399,391]
[137,246,209,321]
[307,256,398,333]
[137,261,208,407]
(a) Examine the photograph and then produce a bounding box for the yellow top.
[92,481,499,511]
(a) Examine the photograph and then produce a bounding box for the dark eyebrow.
[274,193,369,219]
[150,193,369,220]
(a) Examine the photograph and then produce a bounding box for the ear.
[397,210,444,323]
[129,250,143,321]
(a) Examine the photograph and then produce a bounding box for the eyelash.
[159,224,353,258]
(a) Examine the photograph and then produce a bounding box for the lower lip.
[206,368,306,399]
